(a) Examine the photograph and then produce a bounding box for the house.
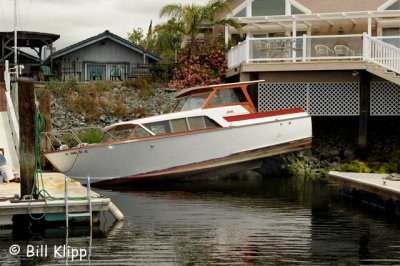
[216,0,400,148]
[49,30,161,82]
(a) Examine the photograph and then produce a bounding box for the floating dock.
[329,171,400,213]
[0,172,123,226]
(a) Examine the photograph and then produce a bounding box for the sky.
[0,0,207,50]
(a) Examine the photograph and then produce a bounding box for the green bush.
[340,160,398,173]
[76,128,103,144]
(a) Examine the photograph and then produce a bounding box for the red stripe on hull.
[224,108,305,122]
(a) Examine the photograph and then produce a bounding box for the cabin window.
[174,92,211,112]
[210,88,247,106]
[134,126,151,138]
[188,116,219,130]
[188,117,205,130]
[144,121,171,135]
[143,116,219,135]
[171,118,189,132]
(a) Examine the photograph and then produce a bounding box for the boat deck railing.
[43,127,115,152]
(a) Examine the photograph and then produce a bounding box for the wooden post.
[358,70,371,150]
[39,91,51,168]
[18,77,36,198]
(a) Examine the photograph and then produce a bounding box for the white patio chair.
[315,45,334,57]
[333,45,355,56]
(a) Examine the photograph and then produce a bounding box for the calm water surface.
[1,174,400,265]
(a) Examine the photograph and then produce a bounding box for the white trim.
[229,0,253,18]
[289,0,312,15]
[378,0,398,11]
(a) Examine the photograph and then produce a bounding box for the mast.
[14,0,18,78]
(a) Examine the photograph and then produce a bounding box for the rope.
[27,105,87,221]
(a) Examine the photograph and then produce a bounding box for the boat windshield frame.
[101,124,153,143]
[173,92,211,112]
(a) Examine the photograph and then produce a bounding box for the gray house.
[50,30,161,81]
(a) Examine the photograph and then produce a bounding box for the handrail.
[3,60,20,159]
[364,33,400,75]
[42,127,114,152]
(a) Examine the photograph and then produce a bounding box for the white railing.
[227,34,364,68]
[3,60,20,158]
[227,40,249,68]
[364,33,400,75]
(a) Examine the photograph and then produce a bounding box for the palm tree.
[142,20,154,64]
[159,0,241,55]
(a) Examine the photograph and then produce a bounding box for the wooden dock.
[0,172,116,226]
[329,171,400,213]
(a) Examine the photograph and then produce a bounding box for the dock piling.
[18,77,36,198]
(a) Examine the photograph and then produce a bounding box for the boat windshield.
[173,92,211,112]
[101,124,151,143]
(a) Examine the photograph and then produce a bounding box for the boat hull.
[45,114,312,185]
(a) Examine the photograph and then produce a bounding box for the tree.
[159,0,241,56]
[154,18,183,63]
[127,28,144,46]
[128,21,155,64]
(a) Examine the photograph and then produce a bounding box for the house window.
[252,0,285,16]
[234,7,247,17]
[382,28,400,48]
[291,5,305,15]
[385,0,400,10]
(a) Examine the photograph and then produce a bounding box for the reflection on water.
[1,174,400,265]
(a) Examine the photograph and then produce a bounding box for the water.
[2,174,400,265]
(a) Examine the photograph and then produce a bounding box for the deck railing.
[364,33,400,75]
[227,33,387,68]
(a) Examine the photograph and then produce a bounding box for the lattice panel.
[309,82,359,116]
[258,83,308,112]
[259,82,360,116]
[371,82,400,116]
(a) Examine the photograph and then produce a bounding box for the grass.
[340,160,398,174]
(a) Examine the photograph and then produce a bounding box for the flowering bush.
[168,41,227,89]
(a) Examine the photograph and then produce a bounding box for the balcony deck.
[227,34,400,79]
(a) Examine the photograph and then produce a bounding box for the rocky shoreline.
[49,85,177,130]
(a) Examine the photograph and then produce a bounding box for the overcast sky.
[0,0,207,50]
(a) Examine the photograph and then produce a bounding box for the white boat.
[44,80,312,186]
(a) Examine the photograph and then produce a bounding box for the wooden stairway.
[366,63,400,86]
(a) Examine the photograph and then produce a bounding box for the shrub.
[169,40,227,89]
[76,128,103,144]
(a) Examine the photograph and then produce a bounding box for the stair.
[65,176,93,228]
[366,63,400,85]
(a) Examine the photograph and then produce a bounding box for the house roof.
[0,31,60,49]
[51,30,161,62]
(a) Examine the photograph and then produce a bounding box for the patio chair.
[333,45,354,56]
[110,66,122,81]
[315,45,334,57]
[90,67,103,80]
[40,65,55,81]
